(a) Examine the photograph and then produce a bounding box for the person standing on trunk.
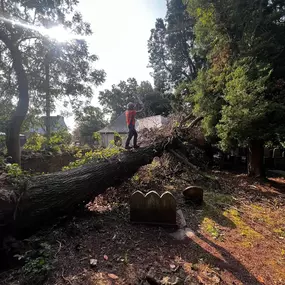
[125,102,143,149]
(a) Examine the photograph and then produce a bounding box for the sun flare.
[0,15,88,43]
[43,26,75,42]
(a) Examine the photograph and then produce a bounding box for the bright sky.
[62,0,167,130]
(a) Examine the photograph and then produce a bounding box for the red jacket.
[126,110,136,126]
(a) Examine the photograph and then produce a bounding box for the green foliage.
[0,134,6,153]
[93,132,102,142]
[63,147,123,170]
[148,0,200,90]
[5,163,30,188]
[99,78,172,120]
[0,0,106,116]
[24,134,47,152]
[24,130,72,153]
[75,106,106,141]
[6,163,23,178]
[114,132,121,139]
[182,0,285,155]
[216,60,270,150]
[48,131,72,152]
[15,243,54,285]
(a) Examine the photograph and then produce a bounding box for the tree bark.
[0,34,29,165]
[0,145,167,239]
[247,140,265,178]
[45,52,51,141]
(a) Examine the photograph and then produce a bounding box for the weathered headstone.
[129,191,177,226]
[183,186,204,205]
[264,148,271,158]
[130,191,145,224]
[159,192,176,225]
[145,191,161,224]
[273,148,281,158]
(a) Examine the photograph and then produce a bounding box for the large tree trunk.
[0,34,29,165]
[247,140,265,178]
[0,145,166,239]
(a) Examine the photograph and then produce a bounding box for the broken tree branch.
[0,141,174,239]
[186,116,203,129]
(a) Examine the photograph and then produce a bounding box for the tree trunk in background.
[45,52,51,142]
[0,145,167,239]
[1,37,29,165]
[248,140,265,178]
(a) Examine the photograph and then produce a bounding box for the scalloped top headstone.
[130,191,177,226]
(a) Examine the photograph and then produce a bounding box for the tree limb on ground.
[0,141,177,239]
[169,148,221,190]
[0,116,207,240]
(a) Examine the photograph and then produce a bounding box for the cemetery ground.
[1,157,285,285]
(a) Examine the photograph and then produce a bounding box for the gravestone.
[160,192,177,225]
[130,191,176,226]
[130,191,145,224]
[273,148,281,158]
[145,191,161,224]
[264,148,271,158]
[273,148,284,169]
[183,186,204,205]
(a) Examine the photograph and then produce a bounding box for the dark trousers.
[125,124,137,147]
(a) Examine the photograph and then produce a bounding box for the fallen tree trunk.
[0,144,168,238]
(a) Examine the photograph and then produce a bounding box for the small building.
[98,113,169,148]
[98,112,133,147]
[28,115,68,135]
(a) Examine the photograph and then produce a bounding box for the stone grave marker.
[159,192,177,225]
[130,191,177,226]
[183,186,204,205]
[264,148,271,158]
[130,191,145,224]
[273,148,281,158]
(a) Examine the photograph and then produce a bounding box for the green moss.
[274,228,285,238]
[224,208,263,245]
[201,217,220,239]
[248,204,274,226]
[204,192,234,207]
[251,204,263,211]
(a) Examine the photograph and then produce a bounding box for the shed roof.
[98,112,129,134]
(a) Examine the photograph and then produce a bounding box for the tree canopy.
[98,78,172,121]
[0,0,105,162]
[74,106,106,140]
[179,0,285,176]
[148,0,201,91]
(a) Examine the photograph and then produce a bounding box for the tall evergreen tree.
[148,0,200,91]
[184,0,285,177]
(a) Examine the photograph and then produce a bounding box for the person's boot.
[125,145,132,150]
[134,145,140,149]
